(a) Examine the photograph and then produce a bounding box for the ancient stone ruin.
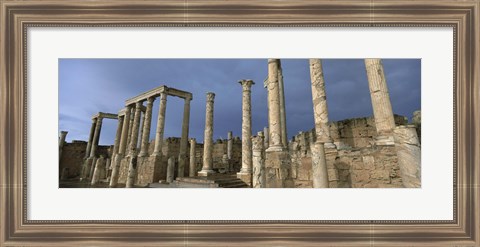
[59,59,421,188]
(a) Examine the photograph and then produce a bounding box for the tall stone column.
[393,125,421,188]
[59,131,68,160]
[198,92,215,176]
[84,119,96,158]
[89,117,103,158]
[237,79,255,184]
[227,131,233,160]
[309,59,335,148]
[126,110,135,150]
[365,58,396,145]
[166,157,175,183]
[189,138,196,177]
[118,106,132,156]
[91,156,105,186]
[266,59,283,151]
[277,61,288,148]
[126,102,142,188]
[152,92,167,157]
[112,116,124,158]
[252,132,265,188]
[139,97,155,157]
[178,97,191,177]
[309,59,331,188]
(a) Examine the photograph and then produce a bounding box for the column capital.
[135,101,142,108]
[147,96,155,104]
[268,58,279,64]
[160,91,167,100]
[238,79,255,90]
[206,92,215,102]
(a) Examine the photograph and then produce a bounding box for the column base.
[197,169,215,176]
[324,142,337,149]
[375,135,395,146]
[236,172,252,186]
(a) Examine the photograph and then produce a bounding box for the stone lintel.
[125,85,193,106]
[92,112,118,120]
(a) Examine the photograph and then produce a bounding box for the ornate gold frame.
[1,0,479,245]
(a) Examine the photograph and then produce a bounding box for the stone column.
[118,106,132,156]
[252,132,265,188]
[266,59,283,151]
[178,96,191,177]
[365,59,396,145]
[198,92,215,176]
[227,131,233,160]
[393,125,421,188]
[152,92,167,156]
[112,116,124,157]
[89,117,103,158]
[309,59,335,148]
[263,127,269,149]
[277,61,288,148]
[91,156,105,186]
[128,102,143,157]
[166,157,175,183]
[126,102,143,188]
[126,110,134,150]
[84,119,96,158]
[59,131,68,160]
[139,97,155,157]
[237,79,255,183]
[309,59,331,188]
[189,138,196,177]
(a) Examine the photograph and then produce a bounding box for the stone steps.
[174,174,249,188]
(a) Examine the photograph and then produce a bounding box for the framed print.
[1,0,479,246]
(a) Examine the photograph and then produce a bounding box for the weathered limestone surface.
[252,132,265,188]
[199,92,216,176]
[189,138,196,177]
[309,59,333,144]
[265,150,293,188]
[277,61,288,148]
[91,156,105,185]
[311,142,329,188]
[412,110,421,143]
[139,97,154,157]
[84,120,96,158]
[365,59,396,145]
[126,102,143,187]
[266,59,283,151]
[178,97,191,177]
[237,79,254,183]
[153,92,167,156]
[89,117,103,158]
[263,127,269,149]
[119,106,132,156]
[393,125,421,188]
[227,131,233,160]
[166,157,175,183]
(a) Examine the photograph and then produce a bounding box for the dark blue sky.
[59,59,420,145]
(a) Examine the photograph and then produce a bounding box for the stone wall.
[59,141,112,179]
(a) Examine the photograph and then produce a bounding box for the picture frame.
[1,0,478,245]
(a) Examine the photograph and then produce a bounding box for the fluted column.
[309,59,330,188]
[126,102,143,188]
[139,97,155,157]
[84,119,96,158]
[252,132,265,188]
[152,92,167,156]
[238,79,254,176]
[189,138,196,177]
[89,117,103,158]
[178,96,191,177]
[365,59,396,145]
[277,61,288,148]
[198,92,215,176]
[309,59,335,148]
[266,59,283,151]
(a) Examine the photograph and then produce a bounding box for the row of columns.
[110,91,192,187]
